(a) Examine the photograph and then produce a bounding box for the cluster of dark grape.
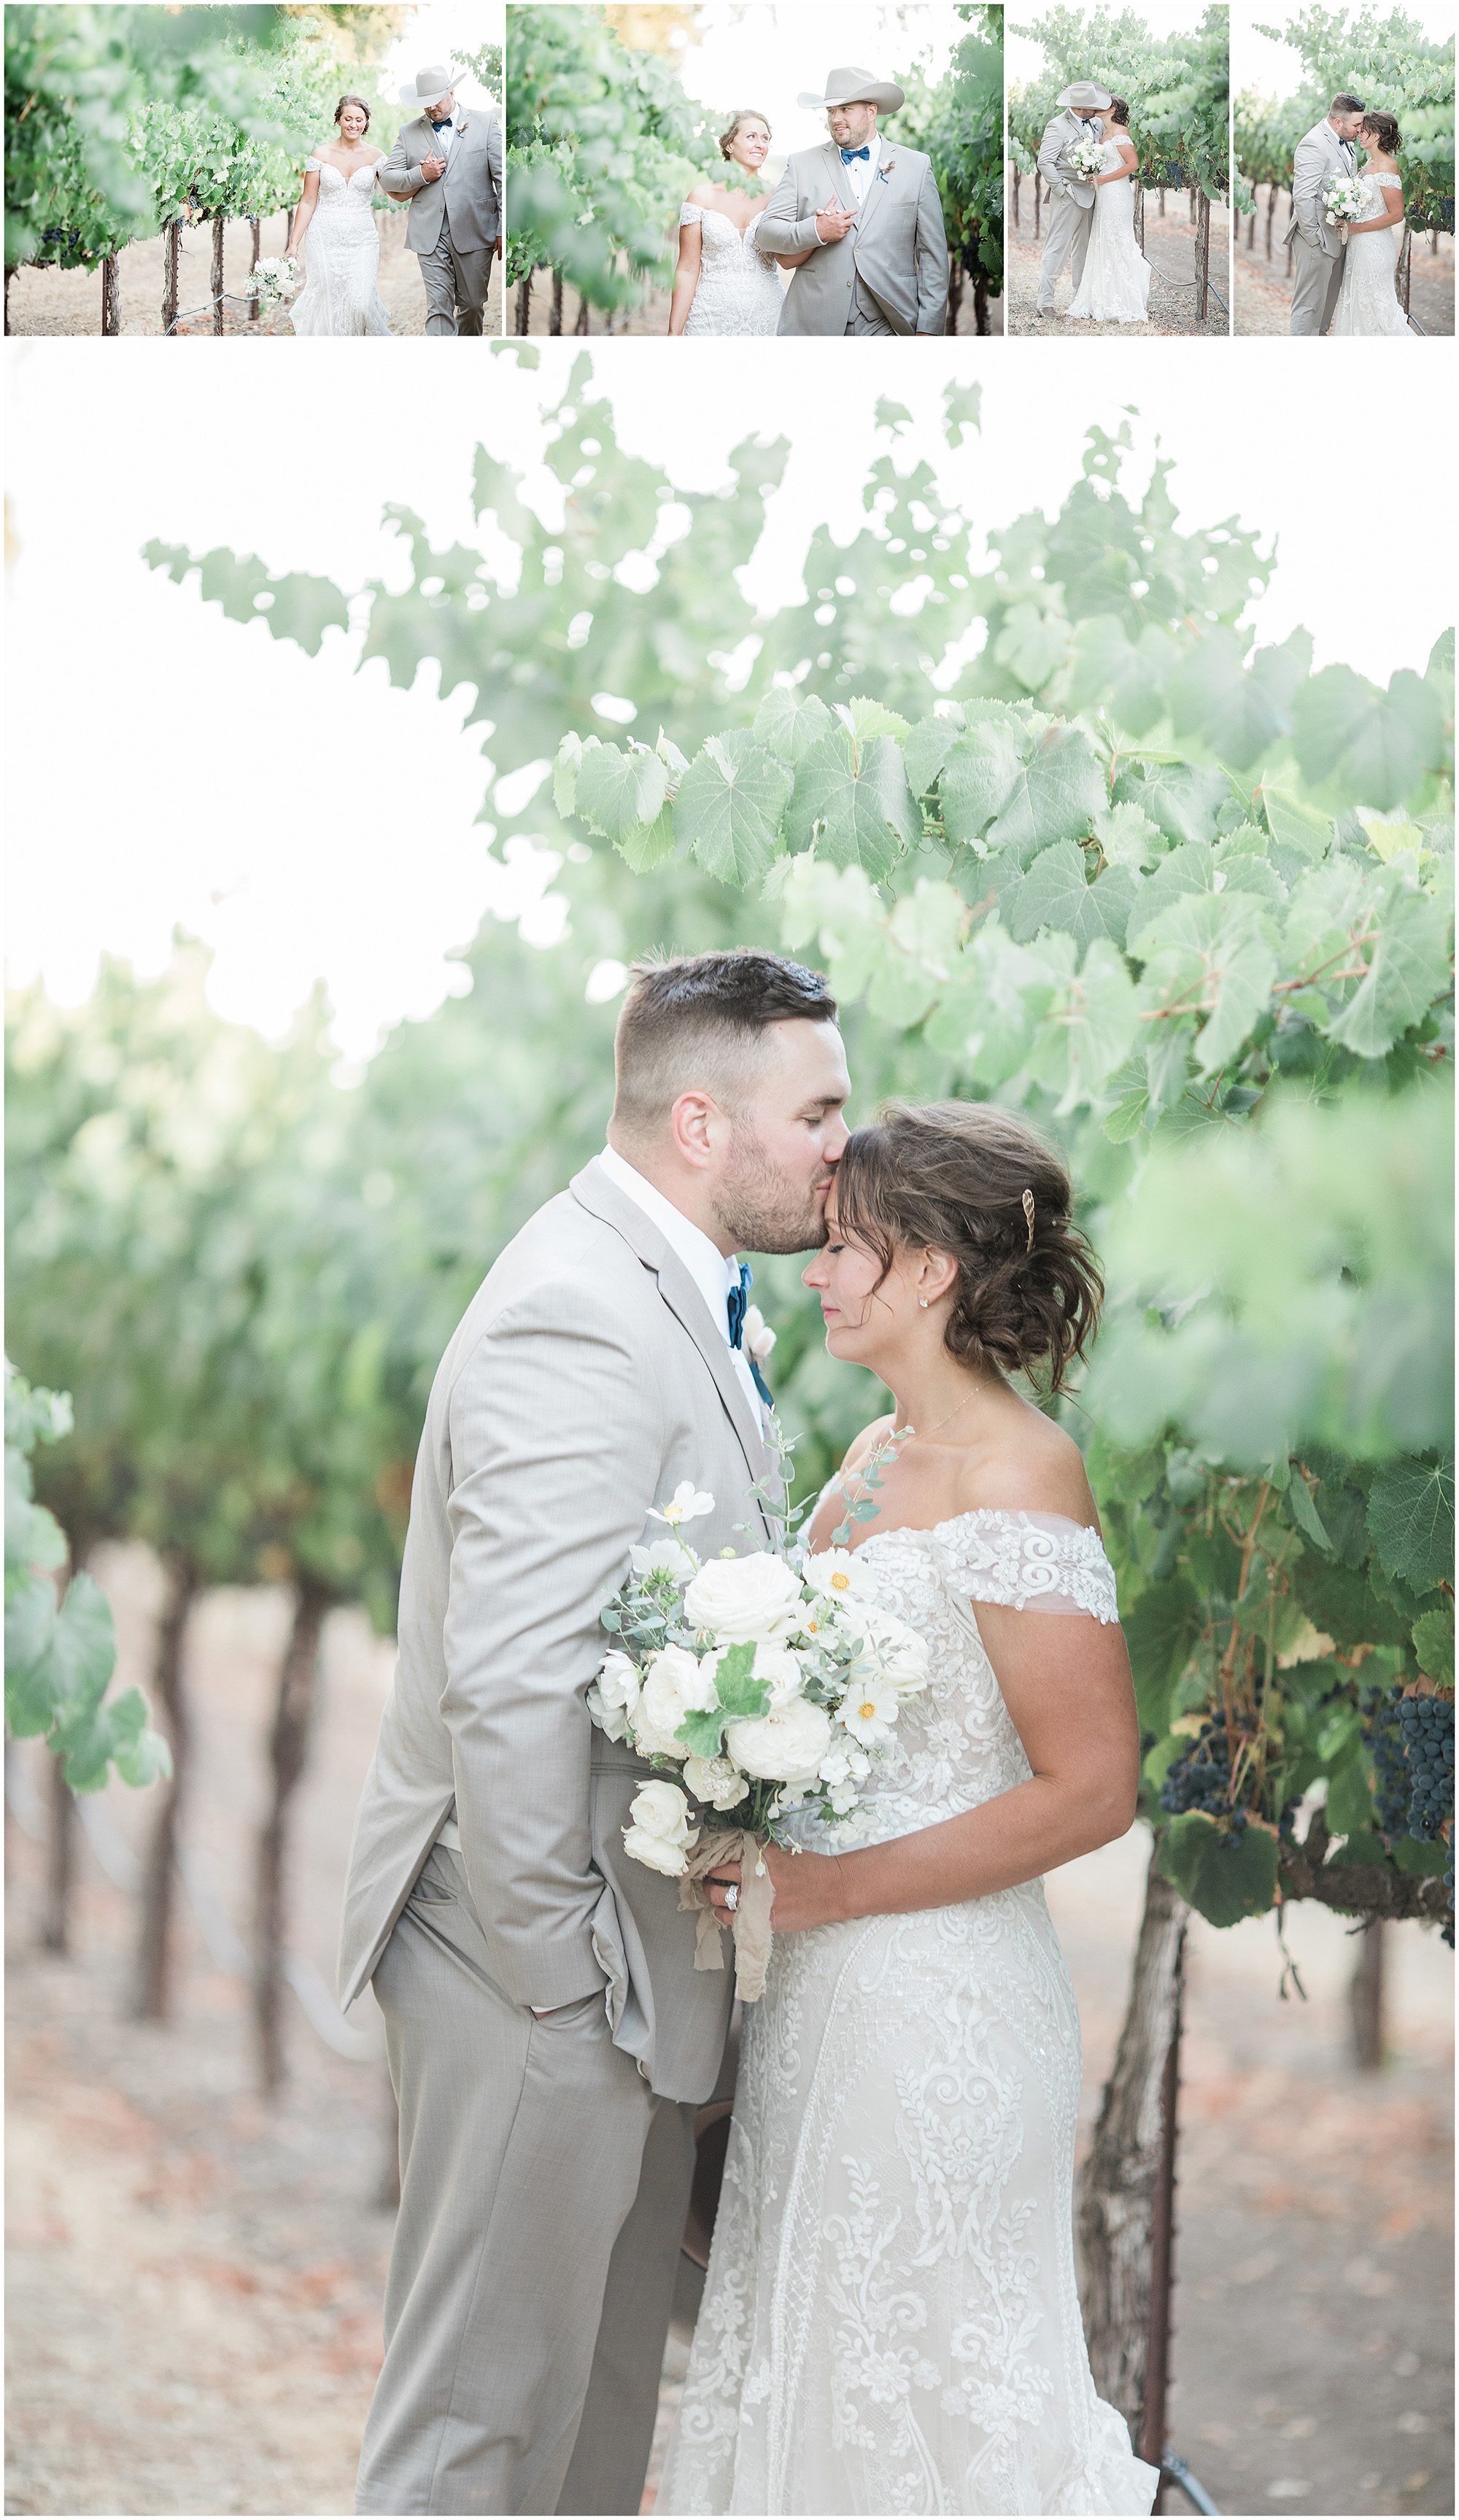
[1159,1718,1248,1845]
[1363,1691,1413,1840]
[1398,1694,1455,1842]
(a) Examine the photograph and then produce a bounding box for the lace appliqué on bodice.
[291,158,392,337]
[658,1514,1158,2516]
[679,201,783,337]
[1332,172,1409,337]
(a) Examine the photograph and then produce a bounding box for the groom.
[757,63,949,335]
[341,951,851,2515]
[382,64,503,336]
[1035,80,1110,318]
[1286,90,1366,335]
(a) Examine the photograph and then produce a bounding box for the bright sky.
[665,1,960,172]
[1234,7,1454,103]
[6,339,1453,1058]
[1006,1,1217,89]
[381,1,504,102]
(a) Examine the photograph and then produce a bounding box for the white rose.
[597,1649,641,1715]
[855,1608,930,1695]
[636,1643,719,1759]
[725,1697,832,1784]
[683,1551,802,1645]
[587,1680,631,1743]
[803,1546,878,1605]
[683,1752,749,1812]
[622,1779,699,1877]
[754,1645,809,1708]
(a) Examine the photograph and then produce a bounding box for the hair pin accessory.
[1021,1189,1035,1252]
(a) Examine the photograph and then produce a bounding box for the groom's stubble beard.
[711,1117,833,1255]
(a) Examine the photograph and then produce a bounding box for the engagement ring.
[725,1884,739,1912]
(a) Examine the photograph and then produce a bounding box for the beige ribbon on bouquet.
[678,1830,775,2001]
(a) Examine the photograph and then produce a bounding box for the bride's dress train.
[290,158,392,336]
[1068,141,1150,325]
[678,202,783,336]
[1331,171,1410,335]
[659,1511,1159,2517]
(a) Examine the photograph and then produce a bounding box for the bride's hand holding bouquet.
[1067,134,1105,182]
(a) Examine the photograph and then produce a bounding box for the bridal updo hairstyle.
[334,94,372,133]
[1107,96,1131,128]
[1360,109,1402,154]
[719,109,770,158]
[832,1102,1103,1395]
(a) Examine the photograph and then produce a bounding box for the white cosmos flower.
[649,1480,715,1529]
[725,1697,832,1783]
[839,1672,901,1748]
[683,1752,748,1812]
[622,1779,700,1876]
[804,1546,878,1604]
[629,1534,697,1586]
[683,1551,802,1645]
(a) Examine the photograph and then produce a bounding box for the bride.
[289,94,392,336]
[1331,110,1411,336]
[668,110,786,337]
[1068,98,1150,326]
[660,1101,1159,2518]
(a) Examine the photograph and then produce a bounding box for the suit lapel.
[856,145,893,244]
[569,1162,772,1513]
[821,139,858,219]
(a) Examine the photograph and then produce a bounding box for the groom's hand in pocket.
[815,195,855,244]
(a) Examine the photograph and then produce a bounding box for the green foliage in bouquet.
[1240,7,1455,235]
[1009,4,1231,201]
[506,4,716,312]
[140,354,1455,1936]
[5,1360,171,1792]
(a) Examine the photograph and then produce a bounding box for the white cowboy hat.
[398,64,460,111]
[797,64,906,115]
[1057,82,1113,111]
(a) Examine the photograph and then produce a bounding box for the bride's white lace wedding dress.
[291,157,392,337]
[1331,171,1410,336]
[1068,141,1151,325]
[678,202,783,336]
[659,1510,1159,2517]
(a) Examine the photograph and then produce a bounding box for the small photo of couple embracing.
[345,950,1158,2518]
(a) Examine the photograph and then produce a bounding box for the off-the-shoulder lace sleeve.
[1375,172,1403,188]
[940,1510,1120,1623]
[679,201,704,227]
[305,155,325,171]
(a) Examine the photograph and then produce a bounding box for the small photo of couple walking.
[1234,4,1455,337]
[1006,4,1231,336]
[506,2,1004,337]
[4,4,503,338]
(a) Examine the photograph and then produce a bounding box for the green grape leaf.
[47,1573,117,1723]
[1327,888,1454,1061]
[1126,842,1215,950]
[1096,800,1166,871]
[1261,786,1333,873]
[1067,616,1174,736]
[1123,1578,1201,1740]
[554,731,582,817]
[1169,629,1301,772]
[616,808,677,872]
[1157,1810,1278,1927]
[786,731,916,877]
[753,689,835,765]
[1006,841,1088,942]
[1121,761,1228,848]
[937,721,1027,846]
[986,727,1105,864]
[845,697,911,743]
[1134,892,1277,1077]
[1412,1602,1455,1687]
[1026,937,1139,1113]
[674,733,792,887]
[1285,1473,1332,1553]
[1365,1454,1455,1592]
[573,741,668,846]
[1293,665,1447,811]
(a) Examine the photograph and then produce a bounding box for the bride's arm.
[1095,142,1139,185]
[667,212,703,335]
[1345,179,1406,233]
[290,160,322,257]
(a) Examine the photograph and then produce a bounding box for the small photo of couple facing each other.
[1234,7,1453,338]
[1006,7,1232,338]
[505,2,1002,338]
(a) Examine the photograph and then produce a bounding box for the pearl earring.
[918,1298,929,1309]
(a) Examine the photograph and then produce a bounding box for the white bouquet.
[250,255,302,302]
[588,1481,927,1977]
[1068,135,1106,182]
[1323,173,1367,228]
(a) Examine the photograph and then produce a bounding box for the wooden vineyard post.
[549,267,563,333]
[515,271,533,332]
[1196,190,1210,322]
[42,1751,74,1953]
[973,266,988,335]
[211,212,225,333]
[101,254,120,334]
[1011,167,1020,231]
[1350,1918,1386,2070]
[1137,1974,1184,2509]
[948,261,964,333]
[574,293,589,334]
[1158,186,1165,218]
[161,220,180,332]
[248,214,260,320]
[254,1578,329,2095]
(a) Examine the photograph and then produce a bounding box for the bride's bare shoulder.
[954,1409,1099,1532]
[841,1413,897,1473]
[685,180,720,207]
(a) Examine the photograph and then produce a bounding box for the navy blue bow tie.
[840,145,870,163]
[727,1263,774,1409]
[430,116,453,131]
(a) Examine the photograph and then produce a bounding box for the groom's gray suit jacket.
[1037,109,1101,212]
[382,107,502,254]
[756,138,949,334]
[338,1158,771,2104]
[1286,116,1350,260]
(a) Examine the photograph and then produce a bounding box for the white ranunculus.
[587,1680,631,1743]
[753,1645,809,1708]
[683,1752,749,1812]
[629,1534,697,1586]
[725,1697,832,1784]
[803,1546,878,1605]
[622,1779,700,1875]
[636,1643,719,1758]
[596,1649,641,1714]
[683,1551,802,1645]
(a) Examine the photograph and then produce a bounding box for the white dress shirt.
[839,128,881,205]
[427,111,456,157]
[598,1143,762,1418]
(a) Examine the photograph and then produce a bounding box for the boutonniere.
[877,155,895,182]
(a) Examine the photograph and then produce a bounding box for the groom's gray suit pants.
[420,200,490,336]
[1038,188,1092,309]
[1289,233,1345,335]
[356,1845,697,2514]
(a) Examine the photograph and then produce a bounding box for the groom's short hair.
[1330,92,1366,115]
[612,950,837,1141]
